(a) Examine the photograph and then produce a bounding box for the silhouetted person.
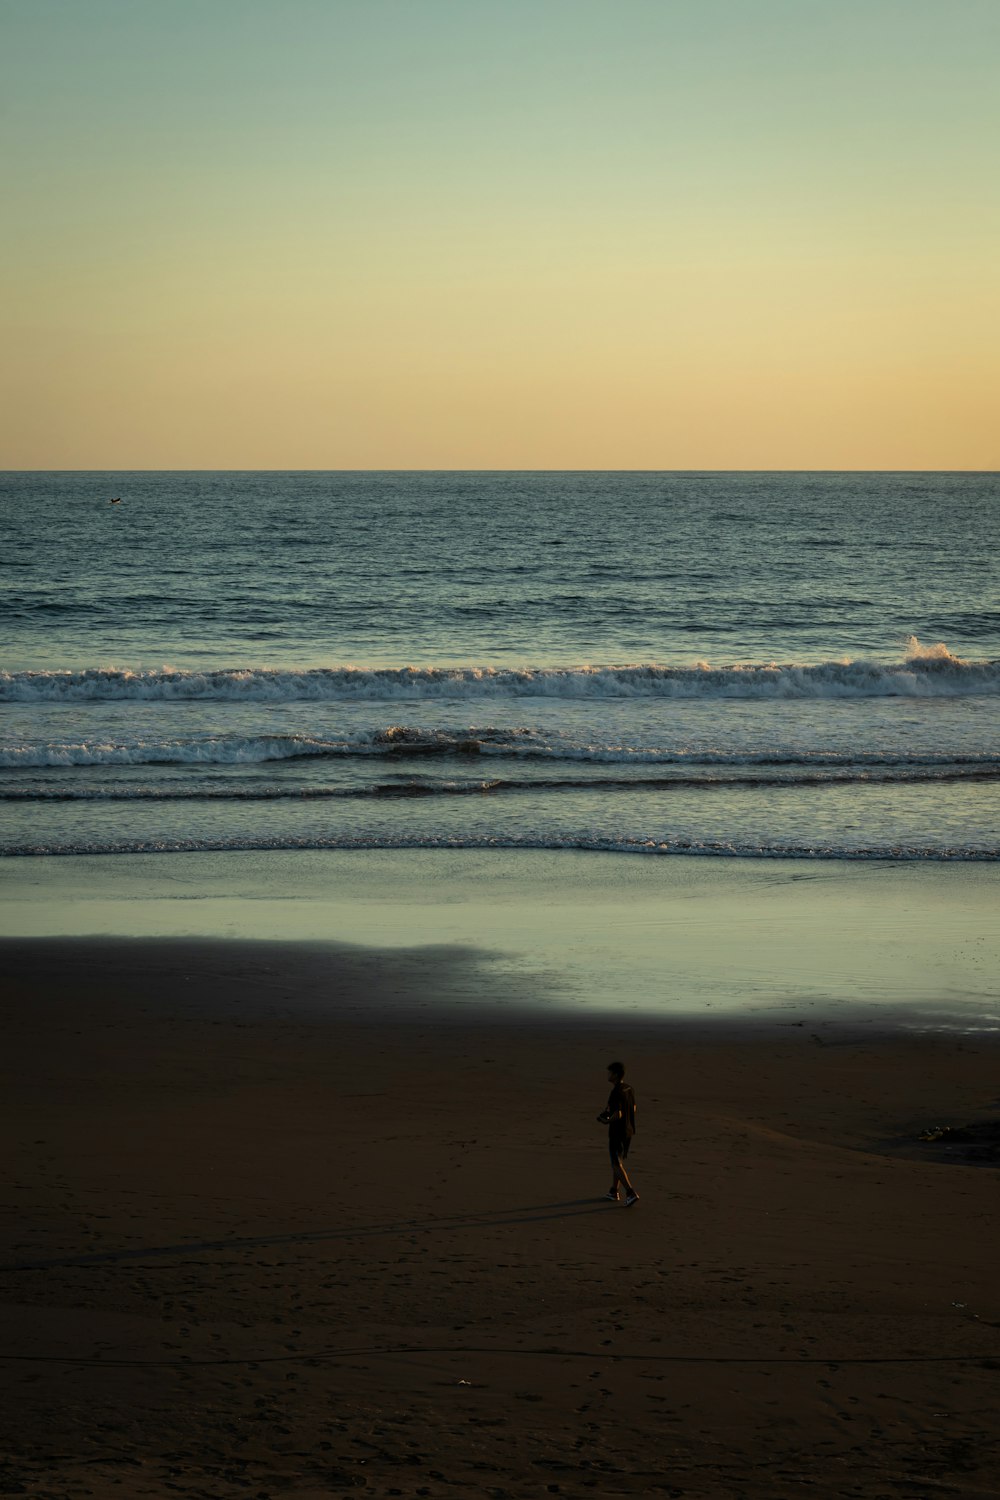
[598,1060,638,1205]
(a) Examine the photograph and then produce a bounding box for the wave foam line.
[3,641,997,702]
[3,731,999,771]
[3,765,999,799]
[1,833,995,861]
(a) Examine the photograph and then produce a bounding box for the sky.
[1,0,998,469]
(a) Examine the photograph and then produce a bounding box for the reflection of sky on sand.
[2,851,997,1030]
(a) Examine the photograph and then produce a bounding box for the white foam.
[2,730,996,771]
[0,734,346,769]
[2,642,997,703]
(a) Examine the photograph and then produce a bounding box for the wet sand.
[3,935,999,1499]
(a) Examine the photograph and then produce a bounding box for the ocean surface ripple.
[2,471,998,859]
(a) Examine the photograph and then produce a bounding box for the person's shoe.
[625,1193,639,1207]
[604,1191,620,1201]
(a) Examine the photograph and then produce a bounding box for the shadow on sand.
[3,1198,615,1272]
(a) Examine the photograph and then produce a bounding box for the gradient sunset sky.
[2,0,997,469]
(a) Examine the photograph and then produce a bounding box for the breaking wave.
[2,641,997,703]
[3,729,998,770]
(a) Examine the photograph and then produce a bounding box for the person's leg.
[612,1157,636,1197]
[607,1140,622,1198]
[611,1139,638,1201]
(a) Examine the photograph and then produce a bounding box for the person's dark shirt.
[606,1081,636,1138]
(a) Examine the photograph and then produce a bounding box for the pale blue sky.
[2,0,998,466]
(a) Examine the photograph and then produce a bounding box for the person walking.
[598,1060,638,1205]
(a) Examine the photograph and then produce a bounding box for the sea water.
[2,471,998,860]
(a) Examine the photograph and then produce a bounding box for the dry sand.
[2,936,999,1499]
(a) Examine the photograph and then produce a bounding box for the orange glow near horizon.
[2,1,998,469]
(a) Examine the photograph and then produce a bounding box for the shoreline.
[0,931,995,1037]
[2,849,999,1032]
[4,842,998,860]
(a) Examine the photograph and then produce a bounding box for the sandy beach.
[3,904,999,1498]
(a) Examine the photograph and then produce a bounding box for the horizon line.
[3,467,999,477]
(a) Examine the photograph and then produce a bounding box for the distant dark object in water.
[917,1121,1000,1164]
[109,497,122,504]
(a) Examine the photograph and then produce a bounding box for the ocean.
[2,470,998,862]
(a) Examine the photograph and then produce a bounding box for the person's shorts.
[608,1131,630,1164]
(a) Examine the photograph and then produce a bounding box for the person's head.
[607,1060,625,1082]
